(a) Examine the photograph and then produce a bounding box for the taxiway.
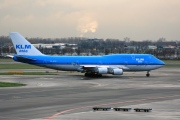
[0,68,179,120]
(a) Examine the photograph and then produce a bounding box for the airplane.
[8,32,165,77]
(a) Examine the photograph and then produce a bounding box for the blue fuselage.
[13,54,165,72]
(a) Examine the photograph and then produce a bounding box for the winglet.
[9,32,44,56]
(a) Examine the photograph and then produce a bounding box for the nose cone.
[157,59,165,68]
[159,60,165,65]
[161,61,165,65]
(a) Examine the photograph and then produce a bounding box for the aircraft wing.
[80,65,129,71]
[79,65,124,75]
[80,65,110,69]
[79,65,110,73]
[80,65,111,72]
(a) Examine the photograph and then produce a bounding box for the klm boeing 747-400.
[8,32,165,77]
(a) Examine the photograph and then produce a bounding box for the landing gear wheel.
[146,74,150,77]
[84,73,102,77]
[98,74,102,77]
[84,73,89,77]
[146,71,150,77]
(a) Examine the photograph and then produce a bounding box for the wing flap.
[80,65,110,67]
[80,65,129,70]
[80,65,110,69]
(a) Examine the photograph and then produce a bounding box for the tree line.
[0,36,180,59]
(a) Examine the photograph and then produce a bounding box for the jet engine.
[95,68,108,74]
[109,68,123,75]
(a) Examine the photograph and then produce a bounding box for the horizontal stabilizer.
[6,55,14,58]
[15,56,37,61]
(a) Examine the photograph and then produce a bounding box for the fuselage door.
[72,60,79,66]
[125,61,128,66]
[43,60,47,64]
[131,54,135,60]
[43,60,48,67]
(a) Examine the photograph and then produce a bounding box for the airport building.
[32,43,78,50]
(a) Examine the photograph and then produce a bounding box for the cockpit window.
[151,55,155,58]
[149,55,155,58]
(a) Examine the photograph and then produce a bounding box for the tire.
[85,73,88,76]
[146,74,150,77]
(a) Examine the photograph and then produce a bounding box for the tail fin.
[9,32,44,56]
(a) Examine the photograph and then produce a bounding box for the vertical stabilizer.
[9,32,44,56]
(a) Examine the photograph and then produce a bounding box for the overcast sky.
[0,0,180,40]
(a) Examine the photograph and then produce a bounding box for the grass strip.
[0,82,26,87]
[0,64,44,69]
[0,58,14,62]
[163,60,180,64]
[163,65,180,68]
[0,72,58,75]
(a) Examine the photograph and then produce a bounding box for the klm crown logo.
[136,58,144,63]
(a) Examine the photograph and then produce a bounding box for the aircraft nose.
[158,60,165,66]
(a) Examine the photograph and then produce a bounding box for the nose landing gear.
[146,71,150,77]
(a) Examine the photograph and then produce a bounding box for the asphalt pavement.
[0,68,179,120]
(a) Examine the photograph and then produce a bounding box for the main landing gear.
[146,71,150,77]
[84,72,102,77]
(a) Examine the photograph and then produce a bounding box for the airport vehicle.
[93,107,112,111]
[134,108,152,112]
[113,107,131,111]
[9,32,165,77]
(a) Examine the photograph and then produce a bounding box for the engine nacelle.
[77,67,84,72]
[96,67,108,74]
[109,68,123,75]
